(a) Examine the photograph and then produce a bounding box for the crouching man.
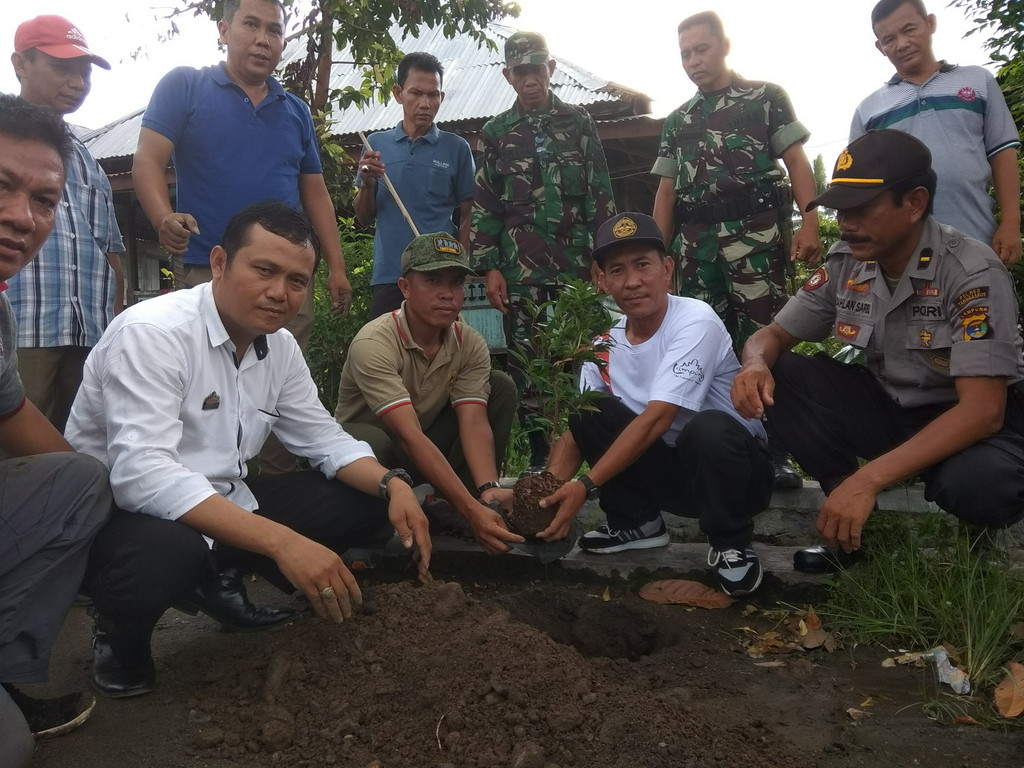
[335,233,524,554]
[66,201,430,698]
[0,94,112,767]
[730,129,1024,572]
[537,213,773,596]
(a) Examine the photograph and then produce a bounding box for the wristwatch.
[477,480,502,495]
[577,474,600,501]
[378,468,413,499]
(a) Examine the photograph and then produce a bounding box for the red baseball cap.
[14,15,111,70]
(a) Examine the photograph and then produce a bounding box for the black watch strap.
[578,474,600,500]
[477,480,501,495]
[379,468,413,499]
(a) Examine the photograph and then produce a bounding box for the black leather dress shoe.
[773,459,803,490]
[92,627,155,699]
[175,568,295,632]
[793,544,865,574]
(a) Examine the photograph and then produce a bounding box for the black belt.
[677,185,788,226]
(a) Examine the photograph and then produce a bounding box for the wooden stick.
[358,131,419,237]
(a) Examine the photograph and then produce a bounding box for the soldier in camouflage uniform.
[652,11,821,349]
[471,30,616,470]
[651,11,820,489]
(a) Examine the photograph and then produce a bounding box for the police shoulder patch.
[803,266,828,292]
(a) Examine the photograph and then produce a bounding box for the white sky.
[0,0,997,169]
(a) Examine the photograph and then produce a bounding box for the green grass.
[821,513,1024,721]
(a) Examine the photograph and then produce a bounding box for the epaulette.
[940,225,994,278]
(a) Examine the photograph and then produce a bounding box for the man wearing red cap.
[8,15,125,433]
[732,129,1024,572]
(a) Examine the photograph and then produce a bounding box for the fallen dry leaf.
[882,650,929,668]
[795,607,830,650]
[601,586,611,602]
[638,579,734,609]
[994,661,1024,718]
[954,715,981,726]
[860,695,875,708]
[846,707,869,722]
[744,630,799,659]
[805,606,823,630]
[754,660,786,668]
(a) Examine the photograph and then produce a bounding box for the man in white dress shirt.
[67,201,431,698]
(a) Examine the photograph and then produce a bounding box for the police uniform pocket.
[906,324,951,376]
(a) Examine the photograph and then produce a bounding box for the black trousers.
[768,351,1024,528]
[569,398,773,550]
[84,471,388,650]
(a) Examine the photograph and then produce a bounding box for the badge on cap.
[612,217,638,239]
[836,150,853,171]
[433,236,461,255]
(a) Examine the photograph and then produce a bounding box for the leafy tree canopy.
[950,0,1023,125]
[169,0,519,114]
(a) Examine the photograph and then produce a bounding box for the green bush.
[308,219,373,414]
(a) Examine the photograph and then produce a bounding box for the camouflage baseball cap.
[400,233,470,275]
[591,213,666,265]
[504,31,550,67]
[807,129,934,212]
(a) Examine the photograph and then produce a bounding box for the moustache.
[841,234,870,244]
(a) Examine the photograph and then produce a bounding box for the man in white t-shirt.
[536,213,773,596]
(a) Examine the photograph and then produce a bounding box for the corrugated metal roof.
[289,23,647,137]
[85,22,650,162]
[79,108,145,162]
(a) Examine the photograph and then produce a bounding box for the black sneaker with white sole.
[708,546,763,596]
[578,517,670,554]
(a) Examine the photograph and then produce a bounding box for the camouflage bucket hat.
[400,233,470,275]
[505,31,550,67]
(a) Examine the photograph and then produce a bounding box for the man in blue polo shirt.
[355,52,475,318]
[132,0,354,475]
[132,0,353,336]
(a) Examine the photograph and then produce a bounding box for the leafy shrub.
[308,219,373,414]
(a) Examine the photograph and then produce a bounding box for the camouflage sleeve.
[651,109,680,179]
[765,83,809,158]
[470,123,507,274]
[581,112,616,229]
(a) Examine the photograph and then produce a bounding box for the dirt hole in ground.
[496,586,684,660]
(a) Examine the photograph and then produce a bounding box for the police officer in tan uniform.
[731,129,1024,571]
